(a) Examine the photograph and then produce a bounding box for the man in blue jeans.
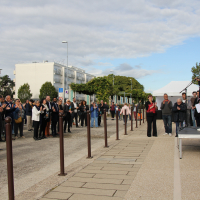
[161,93,172,136]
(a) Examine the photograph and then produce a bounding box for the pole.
[136,107,138,128]
[131,108,133,131]
[58,113,67,176]
[143,105,145,123]
[5,117,15,200]
[116,110,119,140]
[104,109,108,147]
[87,111,92,158]
[124,109,127,135]
[140,106,141,125]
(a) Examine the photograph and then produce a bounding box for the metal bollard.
[143,105,145,123]
[5,117,15,200]
[135,107,138,128]
[140,107,141,125]
[124,109,127,135]
[104,109,108,147]
[87,111,92,158]
[131,109,133,131]
[58,113,67,176]
[116,111,119,140]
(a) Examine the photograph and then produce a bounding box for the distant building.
[14,61,95,102]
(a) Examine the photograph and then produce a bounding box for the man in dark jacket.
[25,99,34,131]
[51,98,59,137]
[71,98,79,127]
[161,93,172,136]
[172,98,186,137]
[64,99,72,133]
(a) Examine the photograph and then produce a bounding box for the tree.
[191,62,200,85]
[39,82,58,100]
[18,83,32,103]
[0,75,15,98]
[71,77,113,102]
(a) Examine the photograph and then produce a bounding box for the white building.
[14,61,95,102]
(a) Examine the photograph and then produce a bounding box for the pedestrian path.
[38,120,200,200]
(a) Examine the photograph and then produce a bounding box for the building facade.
[14,61,95,102]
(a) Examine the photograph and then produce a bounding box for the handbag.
[15,117,22,123]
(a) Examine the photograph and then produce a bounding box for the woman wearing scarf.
[39,98,49,139]
[13,99,25,139]
[32,100,43,140]
[145,95,157,137]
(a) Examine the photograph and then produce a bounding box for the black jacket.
[79,105,89,113]
[64,104,72,117]
[172,102,186,122]
[98,103,106,114]
[25,103,32,116]
[5,101,16,119]
[51,102,59,121]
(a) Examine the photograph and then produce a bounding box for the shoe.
[163,133,168,136]
[147,136,151,137]
[15,136,18,139]
[0,139,5,142]
[68,131,72,133]
[43,136,47,139]
[53,135,57,137]
[91,127,93,128]
[169,133,172,136]
[28,129,32,131]
[175,135,178,137]
[33,137,38,141]
[21,136,25,139]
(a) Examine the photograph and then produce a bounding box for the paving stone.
[68,177,123,184]
[44,191,73,199]
[102,167,139,172]
[94,174,135,180]
[93,160,110,164]
[109,160,136,165]
[83,182,131,190]
[68,194,123,200]
[127,171,138,176]
[60,181,86,188]
[53,186,116,196]
[114,190,128,198]
[90,163,134,168]
[80,169,128,175]
[83,166,103,170]
[73,173,95,178]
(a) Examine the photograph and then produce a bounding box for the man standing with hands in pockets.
[161,93,172,136]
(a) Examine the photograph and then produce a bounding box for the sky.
[1,0,200,93]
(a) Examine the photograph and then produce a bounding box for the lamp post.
[62,41,68,98]
[110,70,115,103]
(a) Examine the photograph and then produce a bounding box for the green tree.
[39,82,58,100]
[191,62,200,85]
[71,77,113,102]
[0,75,15,97]
[18,83,32,103]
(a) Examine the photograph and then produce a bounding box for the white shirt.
[73,102,77,113]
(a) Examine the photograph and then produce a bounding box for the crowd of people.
[0,95,137,142]
[146,90,200,137]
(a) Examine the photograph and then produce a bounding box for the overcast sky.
[1,0,200,92]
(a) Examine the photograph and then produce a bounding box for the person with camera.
[13,99,25,139]
[32,100,43,140]
[145,95,157,137]
[90,102,98,128]
[39,98,49,139]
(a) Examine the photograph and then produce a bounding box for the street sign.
[59,97,63,100]
[65,90,69,94]
[59,88,63,93]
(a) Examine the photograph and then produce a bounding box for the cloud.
[0,0,200,79]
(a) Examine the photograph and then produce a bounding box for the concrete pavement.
[36,119,200,200]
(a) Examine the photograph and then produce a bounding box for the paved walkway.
[36,120,200,200]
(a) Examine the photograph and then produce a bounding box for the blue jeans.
[191,109,196,127]
[176,122,183,136]
[162,115,172,134]
[91,117,98,127]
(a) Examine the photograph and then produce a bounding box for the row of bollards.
[5,106,146,200]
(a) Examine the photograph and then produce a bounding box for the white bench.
[178,127,200,159]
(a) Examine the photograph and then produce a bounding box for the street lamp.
[62,41,68,97]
